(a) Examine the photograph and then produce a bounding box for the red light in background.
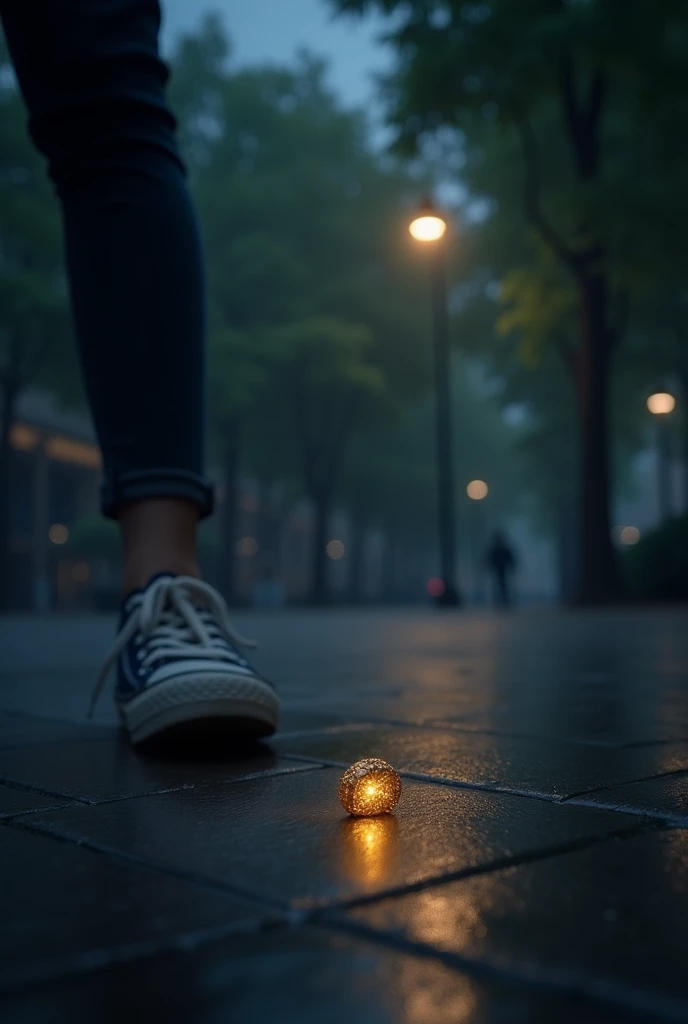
[426,577,446,598]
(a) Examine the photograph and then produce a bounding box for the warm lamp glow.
[647,392,676,415]
[48,523,69,545]
[426,577,446,598]
[339,758,402,817]
[326,539,345,560]
[467,479,489,501]
[237,536,259,557]
[409,214,447,242]
[618,525,641,546]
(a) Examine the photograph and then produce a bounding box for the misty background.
[1,0,685,612]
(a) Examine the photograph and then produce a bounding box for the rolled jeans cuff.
[101,468,215,520]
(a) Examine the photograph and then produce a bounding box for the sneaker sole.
[119,673,280,746]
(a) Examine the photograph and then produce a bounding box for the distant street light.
[647,392,676,416]
[409,210,447,242]
[647,391,676,523]
[467,479,489,501]
[409,198,459,607]
[467,480,489,603]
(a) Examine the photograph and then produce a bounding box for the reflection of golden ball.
[339,758,402,816]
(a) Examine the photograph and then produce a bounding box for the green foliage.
[0,70,78,405]
[497,259,575,368]
[170,17,436,510]
[625,514,688,603]
[329,0,688,600]
[268,316,385,496]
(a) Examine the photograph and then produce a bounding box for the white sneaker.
[90,573,280,745]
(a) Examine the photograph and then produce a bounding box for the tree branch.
[517,119,581,274]
[585,68,608,134]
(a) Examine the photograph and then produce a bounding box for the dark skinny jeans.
[1,0,214,518]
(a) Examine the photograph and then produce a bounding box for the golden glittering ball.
[339,758,402,817]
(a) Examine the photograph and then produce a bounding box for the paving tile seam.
[0,763,325,812]
[0,774,91,805]
[317,916,688,1024]
[307,820,661,915]
[284,716,688,750]
[365,719,688,751]
[0,915,288,997]
[5,791,657,928]
[277,753,598,804]
[565,797,688,827]
[561,766,688,805]
[8,816,291,914]
[0,803,74,823]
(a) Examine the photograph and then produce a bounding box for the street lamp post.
[647,391,676,523]
[409,200,460,606]
[467,479,489,604]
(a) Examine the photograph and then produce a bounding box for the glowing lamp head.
[647,392,676,415]
[339,758,402,817]
[467,479,489,501]
[409,214,447,242]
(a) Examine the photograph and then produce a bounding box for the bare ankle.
[118,498,202,596]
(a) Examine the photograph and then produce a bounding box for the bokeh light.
[618,525,641,546]
[48,523,69,545]
[467,479,489,501]
[427,577,446,598]
[647,392,676,415]
[237,536,259,557]
[409,214,447,242]
[326,539,345,560]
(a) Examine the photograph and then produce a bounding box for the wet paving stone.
[26,768,637,909]
[429,702,688,748]
[271,726,688,800]
[0,926,639,1024]
[2,608,688,1020]
[0,824,265,990]
[0,738,317,802]
[342,830,688,1018]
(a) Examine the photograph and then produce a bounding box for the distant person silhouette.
[486,531,517,608]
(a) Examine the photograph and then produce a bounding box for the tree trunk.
[0,384,18,612]
[347,511,366,604]
[309,488,331,605]
[555,491,576,604]
[218,421,241,605]
[676,359,688,514]
[574,274,624,604]
[382,531,397,601]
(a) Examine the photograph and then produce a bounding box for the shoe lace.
[89,575,256,717]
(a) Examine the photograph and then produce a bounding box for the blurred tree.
[329,0,688,603]
[268,316,384,603]
[0,58,76,609]
[170,18,433,603]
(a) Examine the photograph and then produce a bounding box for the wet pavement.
[1,606,688,1023]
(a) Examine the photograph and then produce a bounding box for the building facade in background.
[6,392,395,611]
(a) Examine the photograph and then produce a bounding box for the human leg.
[2,0,280,741]
[1,0,212,590]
